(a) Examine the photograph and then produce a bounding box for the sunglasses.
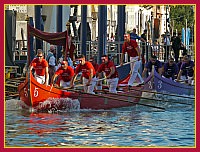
[37,56,43,58]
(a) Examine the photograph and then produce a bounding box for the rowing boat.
[143,68,195,96]
[18,71,142,111]
[18,24,143,111]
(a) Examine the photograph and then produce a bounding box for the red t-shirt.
[75,62,96,79]
[55,66,74,82]
[97,61,118,78]
[31,58,48,76]
[122,40,138,57]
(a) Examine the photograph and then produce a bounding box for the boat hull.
[143,70,195,96]
[18,72,142,110]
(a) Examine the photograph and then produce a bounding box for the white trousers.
[82,77,97,94]
[128,57,144,86]
[60,80,70,87]
[35,74,49,85]
[107,78,119,93]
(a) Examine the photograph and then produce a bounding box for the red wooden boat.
[18,24,144,111]
[18,71,142,111]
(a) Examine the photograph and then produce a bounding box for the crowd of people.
[29,29,195,95]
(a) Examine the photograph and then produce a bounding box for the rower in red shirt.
[120,34,144,87]
[30,49,49,85]
[70,54,96,94]
[96,55,119,93]
[51,61,74,88]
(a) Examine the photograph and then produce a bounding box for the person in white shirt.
[46,45,56,84]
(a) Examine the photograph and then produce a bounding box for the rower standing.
[120,33,144,87]
[30,49,49,85]
[51,61,74,88]
[96,55,119,93]
[70,54,96,94]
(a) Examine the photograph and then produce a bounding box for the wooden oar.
[95,90,193,106]
[128,87,195,99]
[95,77,107,82]
[55,84,84,90]
[67,88,165,110]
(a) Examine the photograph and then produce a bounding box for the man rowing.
[142,55,163,78]
[30,49,49,85]
[163,57,179,80]
[96,55,119,93]
[51,61,74,88]
[176,55,195,85]
[120,33,144,87]
[70,54,96,94]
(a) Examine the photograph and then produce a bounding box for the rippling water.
[5,98,195,147]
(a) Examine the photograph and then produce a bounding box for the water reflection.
[5,99,195,147]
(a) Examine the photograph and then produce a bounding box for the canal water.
[5,98,195,148]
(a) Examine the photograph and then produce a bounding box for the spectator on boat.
[120,33,144,87]
[96,55,119,93]
[51,61,74,88]
[130,28,145,42]
[142,55,163,78]
[30,49,48,85]
[46,45,56,84]
[176,55,195,85]
[70,54,96,94]
[163,57,179,80]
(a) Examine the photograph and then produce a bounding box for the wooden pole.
[96,89,193,106]
[63,88,165,110]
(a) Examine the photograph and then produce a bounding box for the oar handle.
[96,77,107,82]
[116,60,137,68]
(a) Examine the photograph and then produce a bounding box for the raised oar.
[67,88,165,110]
[128,87,195,99]
[96,90,193,106]
[116,60,137,68]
